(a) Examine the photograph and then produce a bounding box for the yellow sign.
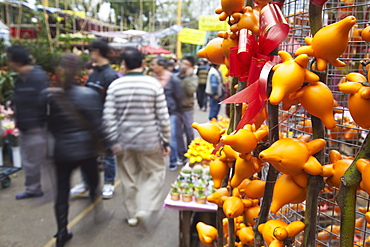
[178,28,207,45]
[198,15,229,31]
[62,10,86,18]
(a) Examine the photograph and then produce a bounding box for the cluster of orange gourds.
[193,0,370,245]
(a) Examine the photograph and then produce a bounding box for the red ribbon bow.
[222,3,289,130]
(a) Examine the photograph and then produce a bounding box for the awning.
[140,45,172,55]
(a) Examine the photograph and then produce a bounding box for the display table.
[164,193,217,247]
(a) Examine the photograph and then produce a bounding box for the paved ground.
[0,104,222,247]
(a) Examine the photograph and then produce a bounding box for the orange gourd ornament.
[271,174,307,213]
[207,187,229,207]
[243,179,266,199]
[221,188,259,218]
[209,158,229,189]
[356,159,370,195]
[289,81,337,129]
[218,144,239,162]
[218,31,239,68]
[259,138,326,179]
[198,38,225,65]
[258,220,306,247]
[236,178,251,194]
[243,205,260,226]
[321,150,353,188]
[220,124,268,159]
[338,79,370,129]
[192,122,226,145]
[222,190,245,218]
[281,94,300,111]
[196,222,218,246]
[362,25,370,42]
[215,0,245,21]
[231,156,263,188]
[366,212,370,224]
[295,16,356,71]
[230,6,260,35]
[270,51,319,105]
[236,224,255,246]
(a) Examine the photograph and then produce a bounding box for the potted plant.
[194,184,207,204]
[181,187,193,202]
[170,186,180,201]
[194,189,207,204]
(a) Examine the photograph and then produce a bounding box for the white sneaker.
[70,183,89,197]
[127,217,138,227]
[102,184,114,199]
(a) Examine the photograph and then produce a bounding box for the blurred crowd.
[5,38,228,247]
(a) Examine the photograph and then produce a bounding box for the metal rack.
[272,0,370,246]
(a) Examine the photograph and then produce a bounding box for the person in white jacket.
[205,63,224,120]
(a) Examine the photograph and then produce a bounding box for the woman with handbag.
[40,54,121,247]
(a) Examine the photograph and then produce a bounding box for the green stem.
[227,77,240,134]
[308,2,323,35]
[338,132,370,247]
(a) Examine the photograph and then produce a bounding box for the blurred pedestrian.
[176,56,198,165]
[149,56,183,171]
[196,58,210,111]
[40,54,117,247]
[6,45,48,200]
[206,63,224,120]
[83,61,94,76]
[70,38,118,200]
[103,47,170,228]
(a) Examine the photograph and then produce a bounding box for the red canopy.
[140,45,172,55]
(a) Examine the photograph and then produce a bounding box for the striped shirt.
[103,72,170,151]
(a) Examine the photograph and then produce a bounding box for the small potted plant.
[181,187,193,202]
[180,165,192,178]
[194,186,207,204]
[192,164,204,179]
[170,186,180,201]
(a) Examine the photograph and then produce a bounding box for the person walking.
[40,54,117,247]
[103,47,170,227]
[206,63,224,121]
[70,38,118,199]
[6,45,49,200]
[196,58,210,111]
[176,56,198,165]
[149,56,183,171]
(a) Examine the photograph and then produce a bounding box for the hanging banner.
[178,28,207,45]
[198,15,229,31]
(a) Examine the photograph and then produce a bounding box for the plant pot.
[195,196,207,204]
[182,194,193,202]
[12,146,21,167]
[170,193,180,201]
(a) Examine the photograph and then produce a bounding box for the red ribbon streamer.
[221,3,289,131]
[310,0,329,6]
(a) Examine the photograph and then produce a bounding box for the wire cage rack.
[268,0,370,246]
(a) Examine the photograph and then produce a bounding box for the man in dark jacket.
[149,56,183,171]
[196,58,210,111]
[176,56,198,165]
[70,38,119,200]
[7,45,48,200]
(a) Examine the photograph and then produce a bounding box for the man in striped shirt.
[103,47,170,227]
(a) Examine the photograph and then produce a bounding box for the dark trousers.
[209,96,221,121]
[55,157,99,207]
[196,84,207,109]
